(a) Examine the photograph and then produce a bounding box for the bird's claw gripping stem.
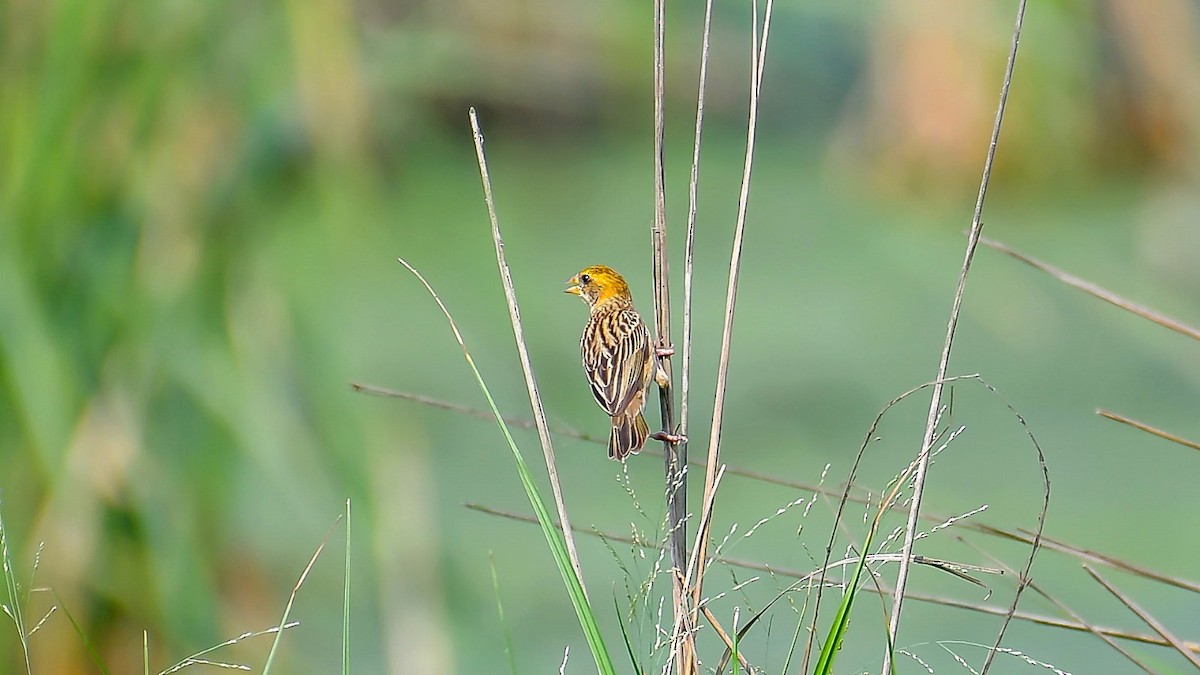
[651,431,687,445]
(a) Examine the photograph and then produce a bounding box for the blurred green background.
[2,0,1199,673]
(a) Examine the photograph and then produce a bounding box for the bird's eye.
[580,273,591,284]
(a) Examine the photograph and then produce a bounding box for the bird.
[565,265,665,461]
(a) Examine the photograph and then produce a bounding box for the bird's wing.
[583,307,651,417]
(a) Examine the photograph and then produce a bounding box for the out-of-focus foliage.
[1,1,1198,673]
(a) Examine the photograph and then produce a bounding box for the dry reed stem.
[989,527,1200,594]
[650,0,683,568]
[691,0,774,615]
[676,9,715,661]
[465,502,1200,656]
[649,2,692,672]
[350,383,604,440]
[964,539,1156,674]
[701,605,753,674]
[467,109,587,596]
[671,466,725,673]
[1084,564,1200,669]
[1097,408,1200,452]
[679,0,714,453]
[979,236,1200,342]
[886,3,1030,673]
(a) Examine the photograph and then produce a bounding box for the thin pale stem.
[980,236,1200,342]
[649,2,691,671]
[964,539,1156,673]
[1097,408,1200,452]
[469,108,586,596]
[1084,564,1200,669]
[885,3,1028,672]
[692,0,774,609]
[680,0,715,442]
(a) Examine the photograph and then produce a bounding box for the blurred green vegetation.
[2,1,1198,673]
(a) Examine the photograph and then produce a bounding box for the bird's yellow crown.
[565,265,632,307]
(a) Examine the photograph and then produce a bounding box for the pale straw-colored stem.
[468,108,587,596]
[884,3,1029,673]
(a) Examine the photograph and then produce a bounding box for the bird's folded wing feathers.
[584,308,650,416]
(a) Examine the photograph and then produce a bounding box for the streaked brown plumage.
[565,265,656,461]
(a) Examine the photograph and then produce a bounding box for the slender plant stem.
[979,236,1200,342]
[342,499,351,675]
[648,2,692,672]
[650,0,685,574]
[1097,409,1200,452]
[964,540,1156,673]
[680,0,715,456]
[884,3,1028,672]
[262,517,339,674]
[673,0,712,667]
[1084,565,1200,669]
[468,108,587,596]
[691,0,773,609]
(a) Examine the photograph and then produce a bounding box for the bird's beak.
[564,275,581,295]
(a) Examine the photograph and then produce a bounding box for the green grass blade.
[732,609,741,675]
[612,591,640,675]
[342,498,352,675]
[398,258,614,674]
[48,590,112,675]
[474,362,614,673]
[489,552,519,675]
[261,517,338,675]
[780,597,807,674]
[812,549,868,674]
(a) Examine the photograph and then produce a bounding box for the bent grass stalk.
[396,257,614,674]
[261,513,343,675]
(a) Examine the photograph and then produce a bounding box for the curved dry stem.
[974,377,1050,674]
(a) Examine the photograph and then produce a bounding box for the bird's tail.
[609,411,650,461]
